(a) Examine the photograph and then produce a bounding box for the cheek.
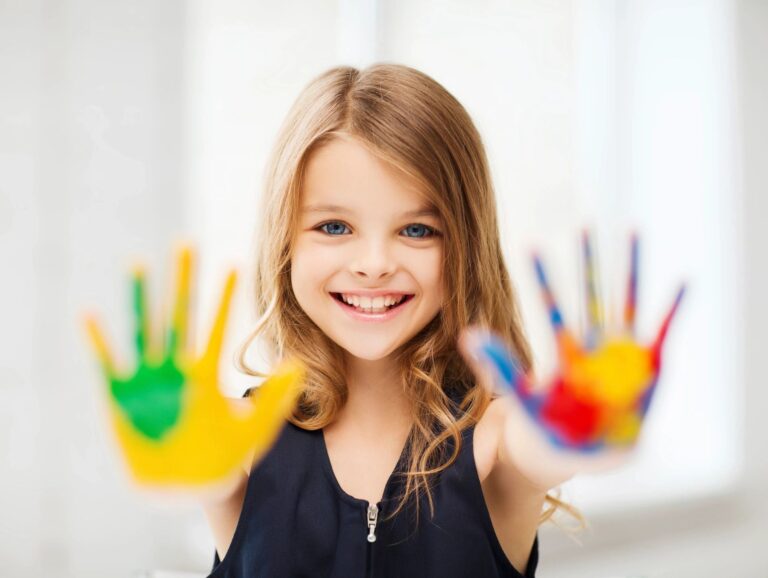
[290,241,340,299]
[413,248,444,300]
[290,243,315,308]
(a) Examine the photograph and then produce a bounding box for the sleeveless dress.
[207,403,540,578]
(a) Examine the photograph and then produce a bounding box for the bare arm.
[479,398,547,575]
[200,396,259,562]
[201,469,249,561]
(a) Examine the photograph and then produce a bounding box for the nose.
[350,238,396,281]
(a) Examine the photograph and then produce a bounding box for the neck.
[332,354,413,437]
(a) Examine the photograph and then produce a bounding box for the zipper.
[365,502,381,578]
[366,503,379,542]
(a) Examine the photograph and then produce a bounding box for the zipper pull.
[367,504,379,543]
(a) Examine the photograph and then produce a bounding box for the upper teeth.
[339,294,407,308]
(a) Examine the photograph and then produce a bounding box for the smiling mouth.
[330,292,415,313]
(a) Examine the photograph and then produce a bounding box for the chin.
[341,346,396,362]
[334,338,402,362]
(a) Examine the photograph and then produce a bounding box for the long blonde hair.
[236,63,585,534]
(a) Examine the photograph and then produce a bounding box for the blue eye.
[401,223,438,238]
[314,221,440,238]
[318,221,350,235]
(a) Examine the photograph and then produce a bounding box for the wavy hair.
[236,63,585,535]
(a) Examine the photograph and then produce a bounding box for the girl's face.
[291,135,444,362]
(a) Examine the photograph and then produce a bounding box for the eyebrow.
[302,204,439,219]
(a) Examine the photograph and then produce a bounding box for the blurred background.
[1,0,766,576]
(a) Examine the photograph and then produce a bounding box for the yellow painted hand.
[82,244,305,489]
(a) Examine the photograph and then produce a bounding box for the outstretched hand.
[82,244,305,492]
[459,232,685,490]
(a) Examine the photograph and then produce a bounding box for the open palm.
[82,244,305,489]
[460,232,685,484]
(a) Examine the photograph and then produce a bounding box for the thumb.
[242,358,305,452]
[458,327,534,408]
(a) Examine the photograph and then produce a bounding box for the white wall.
[0,1,206,576]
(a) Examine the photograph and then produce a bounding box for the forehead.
[301,136,437,216]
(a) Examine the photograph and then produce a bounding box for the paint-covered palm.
[459,233,685,485]
[83,245,305,490]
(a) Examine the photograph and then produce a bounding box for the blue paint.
[481,338,520,386]
[637,378,658,418]
[478,336,544,418]
[533,256,564,330]
[547,429,605,453]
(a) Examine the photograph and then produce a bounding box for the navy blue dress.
[207,406,539,578]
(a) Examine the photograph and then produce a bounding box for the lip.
[330,292,414,323]
[331,289,413,297]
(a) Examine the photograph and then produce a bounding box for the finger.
[82,313,118,379]
[637,377,660,419]
[532,252,566,334]
[624,232,639,336]
[581,229,603,347]
[132,264,150,361]
[167,244,192,358]
[459,328,539,415]
[650,283,686,367]
[200,269,237,371]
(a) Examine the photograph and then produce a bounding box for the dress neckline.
[317,426,411,509]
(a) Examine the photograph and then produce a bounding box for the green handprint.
[83,244,305,486]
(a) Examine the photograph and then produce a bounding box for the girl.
[86,62,681,578]
[204,63,583,578]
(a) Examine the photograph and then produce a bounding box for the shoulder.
[472,397,507,484]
